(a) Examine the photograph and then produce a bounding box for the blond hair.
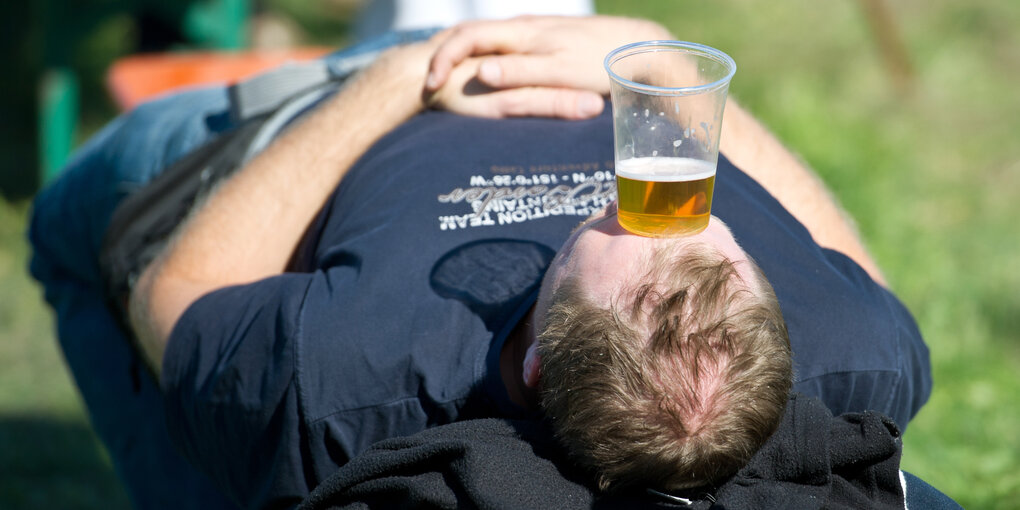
[538,244,791,491]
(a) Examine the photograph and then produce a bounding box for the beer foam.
[615,157,716,182]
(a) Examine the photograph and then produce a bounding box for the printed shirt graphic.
[436,162,615,231]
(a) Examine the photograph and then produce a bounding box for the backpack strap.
[226,47,382,124]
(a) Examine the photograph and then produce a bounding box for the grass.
[3,0,1018,508]
[0,201,131,508]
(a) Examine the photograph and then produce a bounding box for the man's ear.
[522,341,541,388]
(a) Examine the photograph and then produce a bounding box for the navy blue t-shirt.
[162,108,930,509]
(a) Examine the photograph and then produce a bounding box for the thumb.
[477,54,610,95]
[478,55,580,90]
[491,87,605,120]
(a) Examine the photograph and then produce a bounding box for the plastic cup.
[604,41,736,237]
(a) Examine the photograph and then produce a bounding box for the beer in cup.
[604,41,736,237]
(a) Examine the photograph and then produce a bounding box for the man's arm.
[425,15,886,285]
[129,43,437,376]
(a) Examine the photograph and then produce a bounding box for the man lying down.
[30,14,947,510]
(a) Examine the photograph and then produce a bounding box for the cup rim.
[604,40,737,96]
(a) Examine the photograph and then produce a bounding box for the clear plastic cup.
[605,41,736,237]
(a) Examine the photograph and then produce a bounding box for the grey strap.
[241,82,343,164]
[324,51,383,80]
[228,60,331,123]
[228,49,386,124]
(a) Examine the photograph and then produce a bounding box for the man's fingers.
[477,55,611,95]
[476,55,579,90]
[426,23,527,91]
[492,88,605,120]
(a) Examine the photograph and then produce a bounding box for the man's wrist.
[346,42,436,118]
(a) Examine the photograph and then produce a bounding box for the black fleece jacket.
[298,393,904,510]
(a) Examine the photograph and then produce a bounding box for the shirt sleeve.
[159,259,487,509]
[876,280,933,430]
[790,246,932,432]
[161,273,314,510]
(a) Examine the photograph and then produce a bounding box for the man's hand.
[427,55,605,120]
[425,16,673,120]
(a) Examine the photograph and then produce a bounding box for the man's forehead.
[570,217,756,306]
[570,228,654,306]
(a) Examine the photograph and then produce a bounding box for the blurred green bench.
[39,0,249,183]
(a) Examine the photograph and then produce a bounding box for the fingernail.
[479,61,501,85]
[426,72,438,90]
[579,94,603,117]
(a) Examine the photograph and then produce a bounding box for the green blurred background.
[1,0,1018,508]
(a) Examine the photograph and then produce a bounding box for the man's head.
[523,205,792,492]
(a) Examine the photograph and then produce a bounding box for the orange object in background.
[106,48,332,110]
